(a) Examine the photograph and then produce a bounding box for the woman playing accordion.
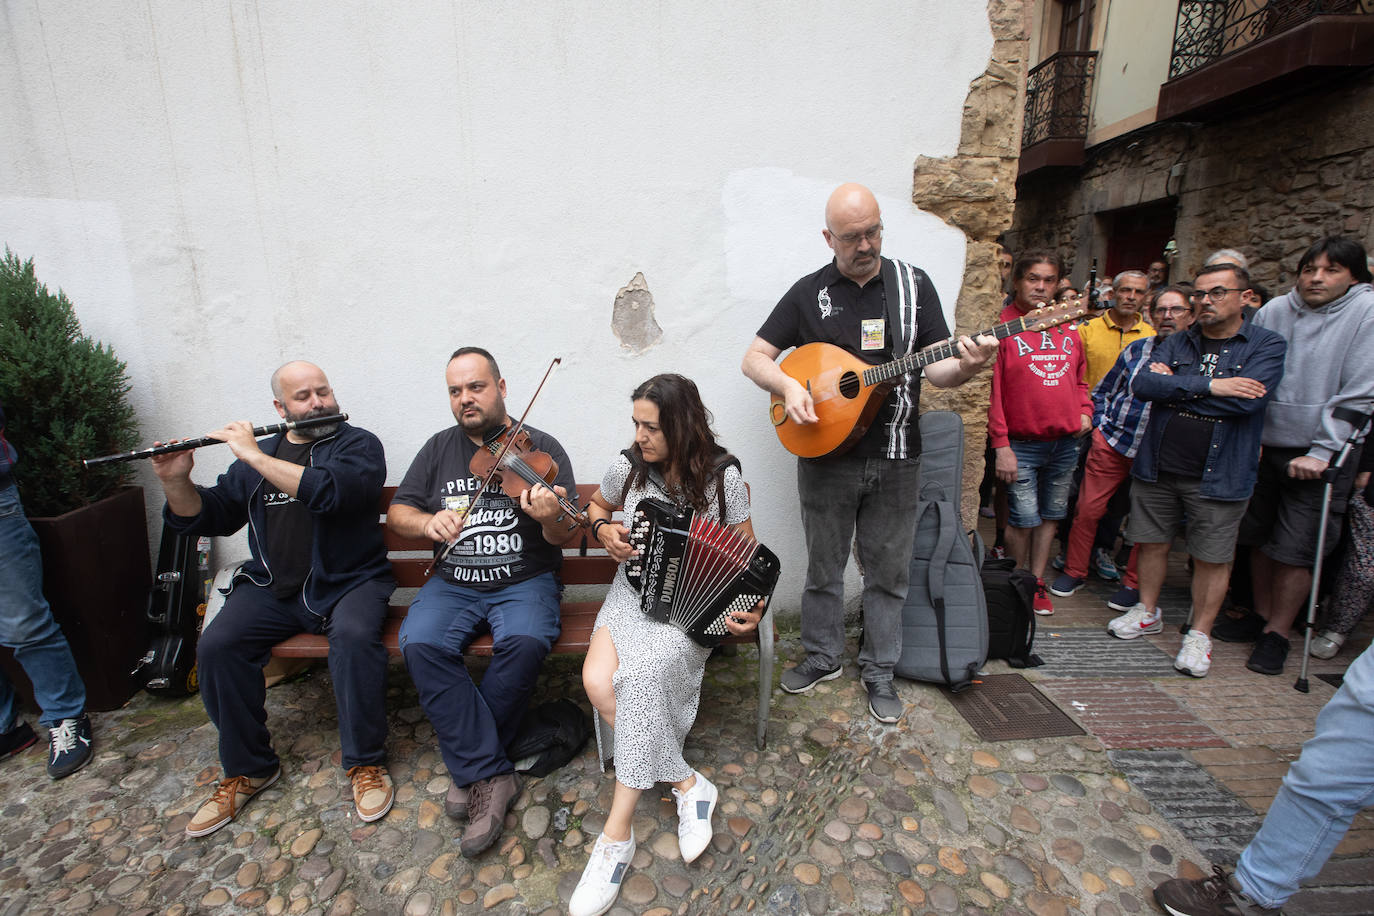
[569,374,763,916]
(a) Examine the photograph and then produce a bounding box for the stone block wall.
[1008,69,1374,294]
[916,0,1029,521]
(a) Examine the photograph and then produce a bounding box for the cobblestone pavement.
[1,555,1372,915]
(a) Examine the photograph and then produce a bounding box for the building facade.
[1008,1,1374,292]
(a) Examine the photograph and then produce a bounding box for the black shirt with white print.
[262,438,315,599]
[757,257,950,459]
[1157,335,1230,479]
[391,424,577,590]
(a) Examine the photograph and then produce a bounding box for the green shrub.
[0,248,139,517]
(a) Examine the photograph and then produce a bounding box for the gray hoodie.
[1252,282,1374,461]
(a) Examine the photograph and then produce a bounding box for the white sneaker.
[1309,629,1345,659]
[672,770,718,863]
[1107,603,1163,640]
[569,830,636,916]
[1174,629,1212,677]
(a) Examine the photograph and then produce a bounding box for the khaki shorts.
[1128,474,1248,565]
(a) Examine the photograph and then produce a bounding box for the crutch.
[1296,406,1374,693]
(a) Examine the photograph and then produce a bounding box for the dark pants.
[399,573,560,787]
[197,577,392,778]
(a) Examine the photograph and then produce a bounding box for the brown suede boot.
[460,772,520,858]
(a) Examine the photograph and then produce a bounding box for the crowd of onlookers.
[979,235,1374,680]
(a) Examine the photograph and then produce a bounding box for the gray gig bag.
[895,411,988,692]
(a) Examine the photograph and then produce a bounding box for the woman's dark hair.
[623,374,729,513]
[1297,236,1373,284]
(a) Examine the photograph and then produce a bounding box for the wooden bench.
[270,484,775,748]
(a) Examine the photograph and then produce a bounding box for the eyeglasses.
[832,224,883,245]
[1188,287,1244,303]
[1153,305,1190,317]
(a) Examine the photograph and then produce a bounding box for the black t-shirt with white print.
[262,438,314,599]
[1157,335,1229,479]
[392,424,577,590]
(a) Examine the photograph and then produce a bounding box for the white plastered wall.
[0,0,993,615]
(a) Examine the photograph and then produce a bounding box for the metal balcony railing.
[1021,51,1098,150]
[1169,0,1371,79]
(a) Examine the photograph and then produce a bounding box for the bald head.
[271,361,342,441]
[271,361,327,400]
[823,183,883,284]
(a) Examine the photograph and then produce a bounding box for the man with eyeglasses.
[1051,286,1193,609]
[1106,264,1286,677]
[1225,236,1374,675]
[742,183,997,724]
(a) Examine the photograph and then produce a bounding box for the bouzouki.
[769,299,1088,458]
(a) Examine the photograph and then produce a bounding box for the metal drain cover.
[944,674,1085,741]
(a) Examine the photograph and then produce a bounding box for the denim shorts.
[1006,436,1080,528]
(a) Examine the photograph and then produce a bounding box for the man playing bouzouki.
[741,183,996,724]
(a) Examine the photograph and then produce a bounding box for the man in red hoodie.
[989,251,1092,615]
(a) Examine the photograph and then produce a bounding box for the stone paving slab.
[1030,629,1185,679]
[1036,678,1227,750]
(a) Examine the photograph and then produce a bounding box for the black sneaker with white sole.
[779,657,842,694]
[864,680,903,724]
[47,714,92,779]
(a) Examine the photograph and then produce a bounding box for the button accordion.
[624,497,780,647]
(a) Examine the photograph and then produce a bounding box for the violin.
[470,427,589,528]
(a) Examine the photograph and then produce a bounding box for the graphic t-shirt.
[1157,336,1230,479]
[262,438,314,599]
[392,424,577,589]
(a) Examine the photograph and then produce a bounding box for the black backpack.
[982,558,1043,668]
[507,698,593,776]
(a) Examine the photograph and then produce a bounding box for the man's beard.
[286,404,342,440]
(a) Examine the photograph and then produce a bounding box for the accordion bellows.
[624,497,780,647]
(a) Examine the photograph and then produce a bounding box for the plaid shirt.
[1092,336,1157,459]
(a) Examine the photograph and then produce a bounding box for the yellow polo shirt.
[1078,312,1155,391]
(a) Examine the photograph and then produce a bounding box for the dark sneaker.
[46,714,92,779]
[1212,609,1266,644]
[864,680,903,724]
[185,767,281,837]
[1049,572,1087,597]
[0,721,38,761]
[1246,631,1290,676]
[1051,553,1066,571]
[461,772,521,858]
[779,657,842,694]
[1107,586,1140,612]
[446,778,469,820]
[987,545,1008,561]
[1152,866,1282,915]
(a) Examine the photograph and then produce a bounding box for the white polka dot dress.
[593,454,750,791]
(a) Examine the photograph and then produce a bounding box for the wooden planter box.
[0,486,152,712]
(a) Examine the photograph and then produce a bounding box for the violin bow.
[426,357,563,576]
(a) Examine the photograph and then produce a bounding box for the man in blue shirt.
[1105,264,1287,678]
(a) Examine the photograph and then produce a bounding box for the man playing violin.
[152,361,396,837]
[741,183,997,724]
[387,347,579,858]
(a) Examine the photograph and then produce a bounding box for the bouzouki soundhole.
[839,372,861,399]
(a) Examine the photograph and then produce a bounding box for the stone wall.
[1008,69,1374,294]
[916,0,1029,522]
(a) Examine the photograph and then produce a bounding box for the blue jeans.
[1235,643,1374,908]
[0,483,85,730]
[797,455,921,683]
[399,572,560,786]
[1006,437,1078,528]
